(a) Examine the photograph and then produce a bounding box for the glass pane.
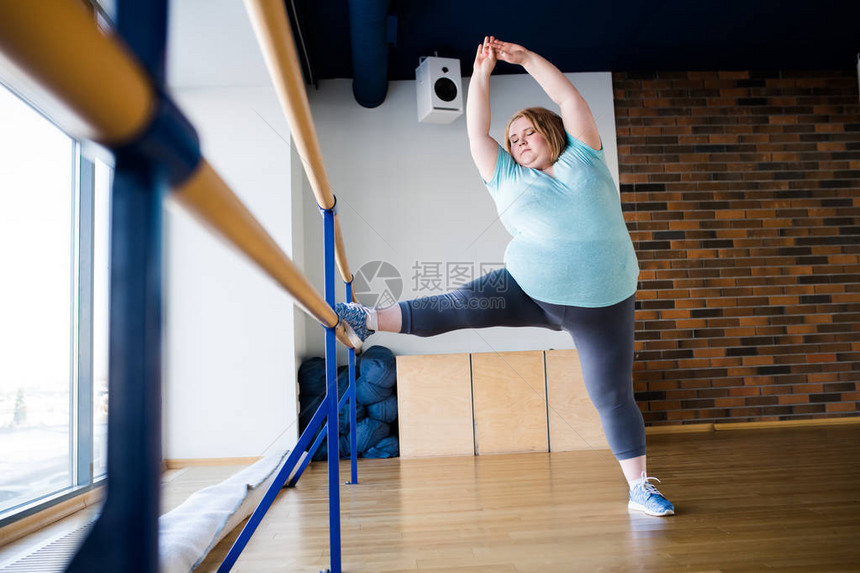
[0,84,75,515]
[92,159,111,478]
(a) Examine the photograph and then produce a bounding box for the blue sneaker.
[335,302,374,342]
[628,475,675,516]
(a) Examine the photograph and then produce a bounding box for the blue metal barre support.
[345,281,359,486]
[322,203,342,573]
[217,393,333,571]
[287,278,361,488]
[287,387,355,488]
[64,148,165,573]
[66,1,174,572]
[218,204,344,573]
[289,425,330,489]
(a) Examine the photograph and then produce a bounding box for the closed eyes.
[510,129,536,146]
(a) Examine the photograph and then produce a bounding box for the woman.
[337,37,674,517]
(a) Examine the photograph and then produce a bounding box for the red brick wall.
[614,70,860,425]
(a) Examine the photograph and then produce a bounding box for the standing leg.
[542,295,674,516]
[548,295,646,461]
[618,455,647,482]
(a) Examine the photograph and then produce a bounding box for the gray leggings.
[398,268,646,461]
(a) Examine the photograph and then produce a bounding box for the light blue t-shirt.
[484,132,638,307]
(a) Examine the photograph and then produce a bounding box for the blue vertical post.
[345,281,358,485]
[65,156,164,573]
[66,2,167,572]
[322,206,341,573]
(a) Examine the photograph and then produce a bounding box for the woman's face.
[508,116,552,171]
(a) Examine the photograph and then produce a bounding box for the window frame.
[0,86,112,529]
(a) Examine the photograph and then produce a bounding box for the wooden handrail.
[244,0,355,285]
[0,0,360,349]
[0,0,153,143]
[173,161,359,348]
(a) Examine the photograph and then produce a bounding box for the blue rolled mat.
[300,346,399,459]
[297,357,326,413]
[355,417,390,454]
[313,417,390,460]
[299,359,350,399]
[355,378,392,405]
[298,358,352,432]
[339,400,366,434]
[366,394,398,423]
[358,345,396,389]
[363,435,399,459]
[355,346,396,405]
[312,432,352,462]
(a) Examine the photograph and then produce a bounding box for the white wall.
[162,0,299,460]
[300,73,619,360]
[162,87,298,459]
[166,0,270,88]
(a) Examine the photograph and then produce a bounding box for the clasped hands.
[473,36,530,77]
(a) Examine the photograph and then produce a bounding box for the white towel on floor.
[159,450,290,573]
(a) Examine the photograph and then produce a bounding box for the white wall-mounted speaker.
[416,56,463,124]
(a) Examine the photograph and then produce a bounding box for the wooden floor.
[193,426,860,573]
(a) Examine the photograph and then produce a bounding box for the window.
[92,158,111,478]
[0,82,111,523]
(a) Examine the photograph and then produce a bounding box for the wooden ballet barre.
[0,0,154,143]
[0,0,361,350]
[173,161,361,349]
[244,0,355,286]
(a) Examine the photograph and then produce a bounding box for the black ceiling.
[295,0,860,83]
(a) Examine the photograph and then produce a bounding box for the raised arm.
[489,38,601,150]
[467,37,500,182]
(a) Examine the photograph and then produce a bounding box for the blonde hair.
[504,107,567,164]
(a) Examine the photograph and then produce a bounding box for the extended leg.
[376,304,402,332]
[338,268,562,340]
[398,268,562,336]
